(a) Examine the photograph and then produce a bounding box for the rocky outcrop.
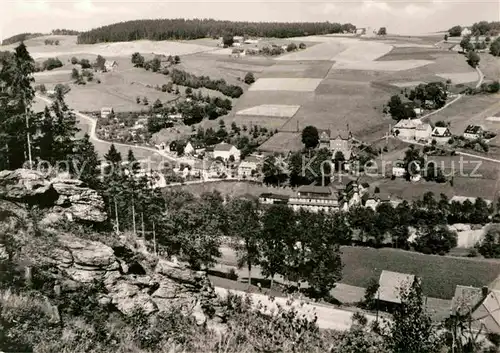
[0,169,106,224]
[40,232,220,324]
[0,169,220,325]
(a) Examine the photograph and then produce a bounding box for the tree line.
[449,21,500,37]
[1,32,44,45]
[170,68,243,98]
[76,19,357,44]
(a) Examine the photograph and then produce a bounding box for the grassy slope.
[341,246,500,299]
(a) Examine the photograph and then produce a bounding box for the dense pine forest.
[77,19,356,43]
[1,33,44,45]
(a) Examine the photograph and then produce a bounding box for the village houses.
[318,129,353,160]
[213,143,241,161]
[237,156,260,178]
[392,119,432,142]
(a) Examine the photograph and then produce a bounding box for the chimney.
[482,286,489,298]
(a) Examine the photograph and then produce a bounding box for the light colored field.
[436,72,479,84]
[6,36,215,59]
[260,61,332,79]
[391,43,436,48]
[276,41,347,61]
[332,60,433,71]
[34,69,72,77]
[390,81,426,87]
[486,116,500,122]
[248,78,322,92]
[236,104,300,118]
[334,40,393,62]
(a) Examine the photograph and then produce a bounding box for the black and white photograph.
[1,1,500,352]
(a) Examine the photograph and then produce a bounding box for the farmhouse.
[392,160,406,178]
[461,27,472,37]
[288,185,339,213]
[231,48,245,58]
[100,107,114,119]
[184,142,195,155]
[463,125,483,140]
[213,143,241,161]
[415,123,432,142]
[432,126,452,144]
[393,119,431,141]
[238,160,258,177]
[375,270,417,312]
[104,60,118,72]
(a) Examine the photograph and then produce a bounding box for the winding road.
[215,287,378,331]
[36,94,177,164]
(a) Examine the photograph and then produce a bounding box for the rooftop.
[297,185,333,196]
[450,285,486,316]
[376,270,416,304]
[464,125,483,134]
[259,193,290,201]
[393,119,423,129]
[214,143,237,152]
[432,126,451,136]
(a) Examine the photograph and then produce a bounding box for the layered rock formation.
[0,169,222,325]
[0,169,106,224]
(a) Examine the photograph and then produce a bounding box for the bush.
[42,57,63,71]
[244,72,255,84]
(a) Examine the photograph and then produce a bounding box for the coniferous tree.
[0,42,36,169]
[71,133,100,189]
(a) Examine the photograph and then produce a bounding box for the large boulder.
[0,169,53,202]
[0,169,107,225]
[51,178,106,223]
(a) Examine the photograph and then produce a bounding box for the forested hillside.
[1,32,44,45]
[77,19,356,43]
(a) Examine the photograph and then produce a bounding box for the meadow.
[340,246,500,299]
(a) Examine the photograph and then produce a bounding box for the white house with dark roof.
[432,126,452,144]
[213,143,241,161]
[104,60,118,72]
[393,119,431,142]
[463,125,483,140]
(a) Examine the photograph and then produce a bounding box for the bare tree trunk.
[248,263,252,286]
[131,198,136,236]
[152,221,156,256]
[114,197,119,234]
[141,212,145,237]
[25,266,32,287]
[270,274,274,289]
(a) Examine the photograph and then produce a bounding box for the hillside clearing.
[332,60,433,72]
[249,78,322,91]
[436,72,479,84]
[341,246,500,299]
[236,104,301,118]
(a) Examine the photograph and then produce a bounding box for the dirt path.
[214,287,377,331]
[35,94,177,162]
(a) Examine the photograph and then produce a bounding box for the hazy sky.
[2,0,500,40]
